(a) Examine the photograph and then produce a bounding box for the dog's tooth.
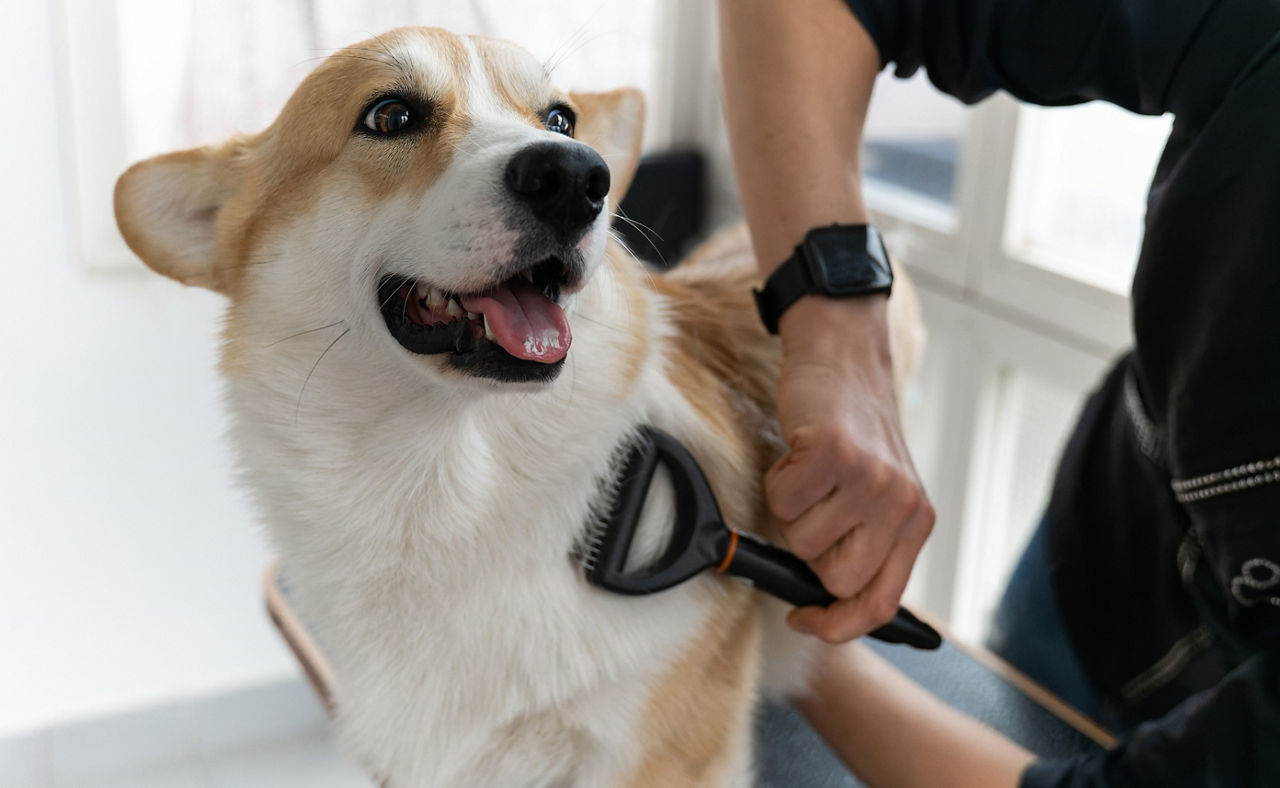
[521,269,534,283]
[427,288,446,308]
[483,314,495,341]
[446,299,465,318]
[466,311,480,320]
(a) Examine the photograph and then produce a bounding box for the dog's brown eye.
[364,99,414,135]
[545,108,574,137]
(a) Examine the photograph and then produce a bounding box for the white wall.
[0,0,294,737]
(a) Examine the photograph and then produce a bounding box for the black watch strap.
[753,224,892,334]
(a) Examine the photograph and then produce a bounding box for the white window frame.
[56,0,137,274]
[862,95,1142,633]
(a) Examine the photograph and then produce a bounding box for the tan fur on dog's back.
[622,226,924,783]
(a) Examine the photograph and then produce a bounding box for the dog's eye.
[363,99,414,135]
[545,108,575,137]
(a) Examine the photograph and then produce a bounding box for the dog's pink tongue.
[458,279,571,363]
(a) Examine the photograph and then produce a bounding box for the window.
[859,90,1169,638]
[863,70,967,224]
[1007,104,1171,296]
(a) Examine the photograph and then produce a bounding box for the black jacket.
[843,0,1280,785]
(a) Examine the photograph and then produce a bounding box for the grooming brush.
[579,426,942,650]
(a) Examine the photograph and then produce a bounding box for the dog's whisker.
[542,18,595,78]
[219,256,276,272]
[264,320,346,348]
[368,31,412,75]
[294,327,351,425]
[379,282,403,311]
[612,208,665,243]
[610,216,667,268]
[608,228,665,280]
[305,53,391,68]
[572,312,625,331]
[546,21,615,78]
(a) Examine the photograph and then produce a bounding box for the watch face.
[804,226,892,293]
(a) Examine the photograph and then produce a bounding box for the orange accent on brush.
[716,528,740,574]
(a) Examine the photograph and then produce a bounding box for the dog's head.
[115,27,644,387]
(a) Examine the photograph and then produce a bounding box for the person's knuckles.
[859,457,898,502]
[815,559,867,599]
[867,594,900,628]
[813,539,874,597]
[811,610,869,644]
[765,483,801,524]
[828,432,864,471]
[764,465,809,522]
[912,502,937,541]
[887,480,925,525]
[788,517,843,561]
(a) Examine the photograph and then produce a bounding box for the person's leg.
[986,519,1114,727]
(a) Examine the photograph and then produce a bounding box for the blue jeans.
[987,520,1116,729]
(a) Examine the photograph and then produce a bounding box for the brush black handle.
[727,531,941,650]
[727,532,836,606]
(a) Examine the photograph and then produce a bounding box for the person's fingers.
[801,471,926,595]
[777,485,860,561]
[810,510,893,598]
[788,510,932,643]
[764,429,839,523]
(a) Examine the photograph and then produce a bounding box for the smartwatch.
[753,224,893,335]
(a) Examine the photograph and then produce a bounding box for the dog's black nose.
[505,142,610,232]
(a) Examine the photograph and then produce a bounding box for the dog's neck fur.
[221,242,748,785]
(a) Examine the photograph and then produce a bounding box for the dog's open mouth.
[377,257,573,381]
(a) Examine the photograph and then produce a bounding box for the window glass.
[863,70,968,212]
[1006,103,1171,294]
[959,367,1082,640]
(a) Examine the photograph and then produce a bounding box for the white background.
[1,0,284,738]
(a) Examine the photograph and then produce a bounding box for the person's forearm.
[720,0,933,643]
[717,0,880,275]
[797,643,1035,788]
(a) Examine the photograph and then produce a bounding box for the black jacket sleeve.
[841,1,1280,785]
[1020,646,1280,787]
[844,0,1225,114]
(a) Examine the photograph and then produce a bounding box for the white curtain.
[115,0,660,160]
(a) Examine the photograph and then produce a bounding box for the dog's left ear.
[569,88,645,204]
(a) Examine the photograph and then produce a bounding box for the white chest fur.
[222,267,737,786]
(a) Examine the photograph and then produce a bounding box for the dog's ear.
[570,88,645,204]
[114,140,249,293]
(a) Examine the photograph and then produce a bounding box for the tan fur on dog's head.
[116,27,644,391]
[116,28,644,298]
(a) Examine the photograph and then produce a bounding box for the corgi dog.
[115,27,922,787]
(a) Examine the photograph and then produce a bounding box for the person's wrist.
[777,294,892,366]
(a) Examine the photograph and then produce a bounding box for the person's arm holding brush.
[718,0,935,643]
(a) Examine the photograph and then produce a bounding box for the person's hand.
[770,294,934,643]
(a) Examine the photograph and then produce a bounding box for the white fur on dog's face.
[115,27,644,392]
[361,40,608,296]
[267,31,607,388]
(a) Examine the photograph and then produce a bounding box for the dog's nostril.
[506,155,554,198]
[585,165,610,204]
